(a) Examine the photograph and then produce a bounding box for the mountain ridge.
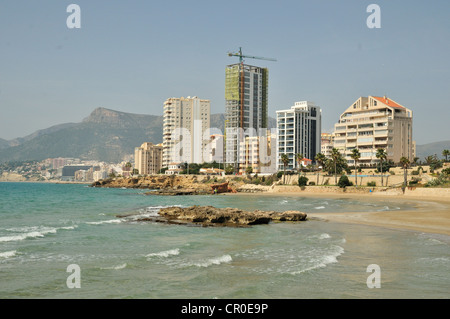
[0,108,271,163]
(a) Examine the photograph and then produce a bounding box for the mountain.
[0,108,163,163]
[415,140,450,161]
[0,108,276,163]
[0,138,9,149]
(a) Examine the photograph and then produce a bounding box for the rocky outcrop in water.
[91,175,239,195]
[118,205,307,227]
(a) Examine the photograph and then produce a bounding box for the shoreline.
[4,179,449,236]
[230,187,450,236]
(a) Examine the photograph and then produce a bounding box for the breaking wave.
[0,250,17,259]
[0,225,76,243]
[192,254,232,268]
[86,219,122,225]
[146,248,180,259]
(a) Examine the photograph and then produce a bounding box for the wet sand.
[232,188,450,236]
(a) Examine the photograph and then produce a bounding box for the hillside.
[0,108,163,163]
[415,140,450,161]
[0,108,275,163]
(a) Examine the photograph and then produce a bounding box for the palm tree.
[295,153,304,175]
[350,148,361,186]
[443,149,450,162]
[330,148,341,185]
[280,153,289,184]
[315,153,326,185]
[424,155,435,166]
[376,148,387,186]
[400,157,410,193]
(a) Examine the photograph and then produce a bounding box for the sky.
[0,0,449,145]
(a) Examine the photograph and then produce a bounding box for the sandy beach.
[259,186,450,236]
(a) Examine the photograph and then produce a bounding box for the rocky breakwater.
[119,205,307,227]
[91,175,214,195]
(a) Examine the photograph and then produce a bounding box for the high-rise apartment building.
[333,96,413,165]
[225,63,269,168]
[276,101,322,171]
[134,142,163,175]
[163,96,210,167]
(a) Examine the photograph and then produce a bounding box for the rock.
[90,175,239,195]
[142,205,308,227]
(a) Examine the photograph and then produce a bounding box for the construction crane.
[227,47,277,64]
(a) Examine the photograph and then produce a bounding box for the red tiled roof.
[372,96,404,109]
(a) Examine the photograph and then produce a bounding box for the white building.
[206,134,224,164]
[276,101,322,171]
[333,96,413,165]
[165,163,184,175]
[163,96,210,167]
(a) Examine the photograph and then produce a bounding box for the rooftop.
[372,96,404,109]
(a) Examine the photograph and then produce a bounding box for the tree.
[298,176,309,186]
[245,166,253,176]
[295,153,304,175]
[376,148,387,187]
[330,148,341,185]
[280,153,289,184]
[350,148,361,186]
[425,154,443,172]
[399,157,410,193]
[225,165,234,175]
[338,175,352,188]
[315,153,326,185]
[443,149,450,162]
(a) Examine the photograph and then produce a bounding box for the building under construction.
[224,48,274,169]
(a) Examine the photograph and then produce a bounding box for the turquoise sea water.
[0,182,449,299]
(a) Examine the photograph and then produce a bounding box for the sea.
[0,182,449,299]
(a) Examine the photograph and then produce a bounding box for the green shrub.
[309,181,316,186]
[338,175,353,188]
[298,176,309,187]
[367,181,376,187]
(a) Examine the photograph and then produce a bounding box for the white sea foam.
[101,263,127,270]
[318,233,331,239]
[314,206,325,210]
[291,245,344,275]
[146,248,180,259]
[86,219,122,225]
[0,250,17,259]
[0,227,58,242]
[60,225,78,230]
[192,254,232,268]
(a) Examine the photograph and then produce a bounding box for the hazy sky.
[0,0,449,144]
